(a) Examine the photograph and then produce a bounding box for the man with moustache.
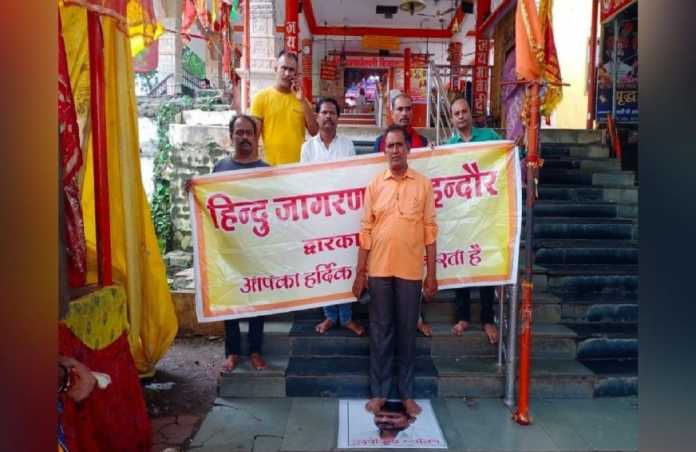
[213,114,270,372]
[373,93,433,338]
[354,124,438,417]
[250,50,318,165]
[373,94,428,152]
[300,97,366,336]
[447,95,501,344]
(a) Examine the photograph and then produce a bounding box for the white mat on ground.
[337,399,447,449]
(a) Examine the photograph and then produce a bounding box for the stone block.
[172,290,225,336]
[182,109,236,126]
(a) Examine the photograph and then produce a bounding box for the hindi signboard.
[190,142,521,322]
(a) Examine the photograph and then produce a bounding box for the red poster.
[600,0,636,23]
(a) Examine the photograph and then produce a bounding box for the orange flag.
[515,0,544,81]
[540,0,563,117]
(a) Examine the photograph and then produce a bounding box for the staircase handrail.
[148,73,173,97]
[426,61,454,145]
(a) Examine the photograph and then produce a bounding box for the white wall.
[547,0,593,128]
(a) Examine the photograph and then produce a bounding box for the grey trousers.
[368,276,422,399]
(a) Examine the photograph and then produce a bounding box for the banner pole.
[503,281,518,408]
[513,81,541,425]
[497,285,505,368]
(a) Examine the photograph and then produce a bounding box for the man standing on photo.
[250,50,319,165]
[353,125,438,417]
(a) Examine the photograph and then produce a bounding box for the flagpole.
[87,11,113,287]
[513,80,541,426]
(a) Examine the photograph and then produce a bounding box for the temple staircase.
[218,129,638,400]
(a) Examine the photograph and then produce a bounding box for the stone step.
[521,239,638,266]
[539,264,639,295]
[533,201,638,218]
[218,356,289,398]
[285,356,438,398]
[539,169,635,187]
[284,356,597,399]
[338,119,377,126]
[580,358,639,397]
[288,321,579,360]
[435,357,596,398]
[539,129,605,144]
[558,294,639,322]
[531,217,638,240]
[542,157,621,172]
[541,144,609,159]
[535,185,638,203]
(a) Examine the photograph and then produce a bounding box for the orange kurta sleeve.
[358,181,375,250]
[423,180,438,245]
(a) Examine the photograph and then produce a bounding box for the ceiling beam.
[303,0,464,39]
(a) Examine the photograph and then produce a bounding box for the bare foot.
[451,320,470,336]
[249,352,268,370]
[483,323,499,344]
[221,354,240,373]
[402,399,422,416]
[417,319,433,337]
[314,318,334,334]
[344,320,365,336]
[365,397,386,413]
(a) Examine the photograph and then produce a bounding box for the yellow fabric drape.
[62,286,129,350]
[127,0,164,57]
[60,6,178,377]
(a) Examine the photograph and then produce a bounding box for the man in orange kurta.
[352,124,439,417]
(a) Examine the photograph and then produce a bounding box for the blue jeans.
[323,302,352,325]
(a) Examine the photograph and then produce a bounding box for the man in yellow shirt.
[250,50,319,165]
[352,124,438,418]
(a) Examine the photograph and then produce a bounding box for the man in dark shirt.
[213,114,270,371]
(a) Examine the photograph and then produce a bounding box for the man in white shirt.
[300,97,357,163]
[301,97,364,336]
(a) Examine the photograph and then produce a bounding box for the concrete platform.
[190,397,638,451]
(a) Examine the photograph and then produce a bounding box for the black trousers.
[454,286,495,325]
[224,317,264,356]
[368,276,422,399]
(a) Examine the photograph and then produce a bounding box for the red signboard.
[285,0,299,52]
[600,0,636,23]
[327,54,428,69]
[320,60,337,80]
[472,39,489,115]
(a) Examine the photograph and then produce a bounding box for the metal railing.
[426,62,454,145]
[424,61,521,406]
[374,92,384,129]
[148,73,173,97]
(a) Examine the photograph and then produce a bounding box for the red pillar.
[404,47,412,95]
[87,12,112,286]
[284,0,299,52]
[586,0,599,129]
[302,38,313,101]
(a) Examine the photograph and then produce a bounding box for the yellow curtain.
[60,5,178,377]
